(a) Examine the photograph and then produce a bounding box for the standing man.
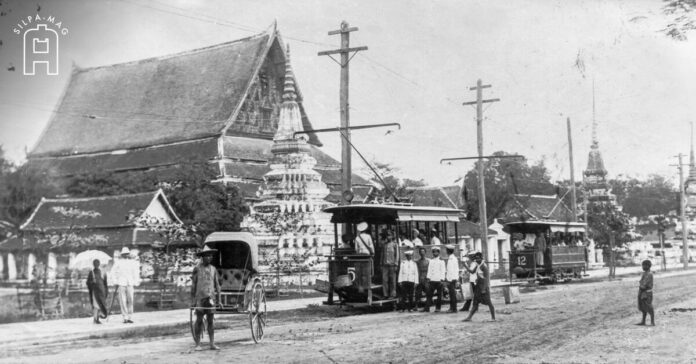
[87,259,108,324]
[460,251,476,312]
[411,229,424,247]
[397,249,418,312]
[111,247,140,324]
[637,259,655,326]
[355,222,374,256]
[534,232,547,266]
[381,230,399,298]
[444,245,460,313]
[414,247,429,309]
[191,245,221,351]
[424,246,446,312]
[463,252,496,322]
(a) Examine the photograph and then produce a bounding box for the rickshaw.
[323,204,464,307]
[189,232,267,343]
[506,220,587,283]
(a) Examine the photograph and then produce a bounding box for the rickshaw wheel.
[189,308,208,344]
[249,281,267,343]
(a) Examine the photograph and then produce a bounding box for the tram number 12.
[517,256,527,266]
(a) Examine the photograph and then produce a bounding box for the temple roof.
[506,194,575,222]
[29,26,320,158]
[20,190,180,231]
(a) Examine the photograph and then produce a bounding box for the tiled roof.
[506,194,575,222]
[20,190,177,231]
[29,28,320,158]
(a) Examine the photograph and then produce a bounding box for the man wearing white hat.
[355,222,374,256]
[110,247,141,323]
[424,246,446,312]
[411,229,424,247]
[397,249,418,312]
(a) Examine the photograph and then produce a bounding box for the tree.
[0,160,62,238]
[586,202,631,278]
[620,175,677,217]
[463,151,555,224]
[365,162,427,202]
[662,0,696,40]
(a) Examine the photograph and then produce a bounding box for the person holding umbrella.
[87,259,108,324]
[191,245,221,351]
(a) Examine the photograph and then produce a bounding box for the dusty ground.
[3,271,696,364]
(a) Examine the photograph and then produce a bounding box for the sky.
[0,0,695,187]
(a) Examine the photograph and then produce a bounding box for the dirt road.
[4,271,696,364]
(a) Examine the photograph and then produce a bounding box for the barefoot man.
[191,245,221,351]
[637,259,655,326]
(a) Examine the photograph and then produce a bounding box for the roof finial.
[283,44,297,102]
[591,78,598,149]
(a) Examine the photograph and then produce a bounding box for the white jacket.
[426,257,446,281]
[398,260,418,283]
[445,255,460,281]
[111,258,141,286]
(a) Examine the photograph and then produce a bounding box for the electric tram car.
[506,220,588,283]
[323,204,465,307]
[189,232,267,343]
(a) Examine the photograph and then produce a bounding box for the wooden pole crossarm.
[328,26,359,35]
[318,46,369,56]
[294,123,400,138]
[462,98,500,106]
[469,84,492,90]
[439,155,524,164]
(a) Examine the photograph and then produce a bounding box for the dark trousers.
[426,281,443,310]
[399,282,415,310]
[382,265,397,297]
[447,280,458,311]
[415,280,428,307]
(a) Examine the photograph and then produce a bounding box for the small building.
[0,189,188,282]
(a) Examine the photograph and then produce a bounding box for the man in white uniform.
[397,250,418,312]
[111,247,141,323]
[423,246,446,312]
[355,222,374,256]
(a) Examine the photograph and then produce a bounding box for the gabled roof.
[29,26,319,158]
[20,189,181,231]
[506,194,575,223]
[404,186,462,209]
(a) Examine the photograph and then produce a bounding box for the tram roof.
[324,204,464,224]
[505,220,587,233]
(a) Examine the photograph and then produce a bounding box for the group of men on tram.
[340,221,496,321]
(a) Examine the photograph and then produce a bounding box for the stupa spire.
[273,44,305,142]
[591,78,598,149]
[688,121,696,183]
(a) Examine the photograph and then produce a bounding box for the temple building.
[25,24,370,201]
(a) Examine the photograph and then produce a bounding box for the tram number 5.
[517,256,527,266]
[347,267,356,282]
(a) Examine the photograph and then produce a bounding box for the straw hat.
[404,249,414,255]
[120,247,131,256]
[357,222,368,232]
[431,246,441,251]
[445,244,455,250]
[197,245,218,256]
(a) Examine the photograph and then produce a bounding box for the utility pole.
[567,117,578,221]
[673,153,689,269]
[462,79,499,263]
[319,21,367,205]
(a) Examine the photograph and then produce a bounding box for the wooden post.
[567,117,578,221]
[678,152,688,269]
[318,21,367,205]
[462,79,499,265]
